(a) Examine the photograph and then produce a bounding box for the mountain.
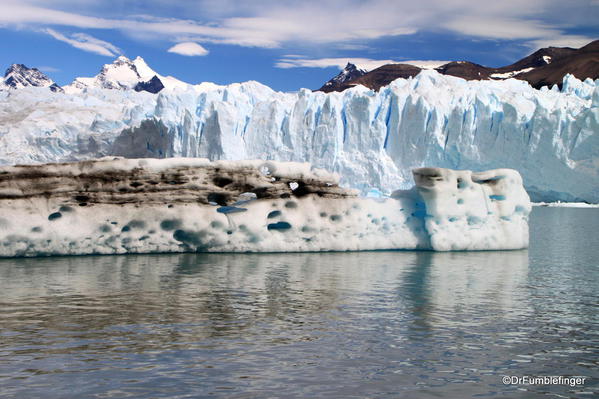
[494,46,577,73]
[318,40,599,92]
[318,63,367,92]
[64,56,187,93]
[325,63,422,92]
[514,40,599,89]
[434,61,492,81]
[3,41,596,95]
[0,71,596,203]
[0,64,62,92]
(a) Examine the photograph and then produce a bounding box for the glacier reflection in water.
[0,208,598,398]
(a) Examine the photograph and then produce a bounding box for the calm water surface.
[0,207,597,398]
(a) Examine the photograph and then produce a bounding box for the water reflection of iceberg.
[396,251,530,337]
[0,250,529,327]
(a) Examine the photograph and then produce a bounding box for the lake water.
[0,207,597,398]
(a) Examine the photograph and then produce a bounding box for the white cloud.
[167,42,209,56]
[0,1,419,49]
[439,11,594,51]
[38,66,60,73]
[336,43,370,51]
[401,60,452,69]
[443,16,560,40]
[276,57,396,71]
[275,57,450,71]
[443,14,595,51]
[1,1,113,29]
[0,0,596,53]
[45,28,120,56]
[529,35,596,50]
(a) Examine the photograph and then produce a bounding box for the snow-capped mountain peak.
[0,64,62,92]
[331,62,367,85]
[95,56,145,90]
[64,55,187,94]
[132,56,156,80]
[318,62,367,92]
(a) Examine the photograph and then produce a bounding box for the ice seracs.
[0,70,596,203]
[0,158,531,257]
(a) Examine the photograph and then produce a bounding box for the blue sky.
[1,0,597,92]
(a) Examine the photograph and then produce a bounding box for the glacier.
[0,70,597,202]
[0,158,531,256]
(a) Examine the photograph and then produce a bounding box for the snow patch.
[490,67,534,79]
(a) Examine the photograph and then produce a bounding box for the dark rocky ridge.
[134,75,165,94]
[317,40,599,92]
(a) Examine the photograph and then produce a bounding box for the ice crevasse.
[0,158,531,256]
[0,70,596,202]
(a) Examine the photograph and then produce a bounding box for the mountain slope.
[435,61,492,81]
[515,41,599,88]
[495,46,576,72]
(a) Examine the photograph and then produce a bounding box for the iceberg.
[0,71,596,203]
[0,158,531,257]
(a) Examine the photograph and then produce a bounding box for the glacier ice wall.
[0,71,597,202]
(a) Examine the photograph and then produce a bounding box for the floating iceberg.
[0,158,531,257]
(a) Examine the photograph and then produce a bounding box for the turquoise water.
[0,207,597,398]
